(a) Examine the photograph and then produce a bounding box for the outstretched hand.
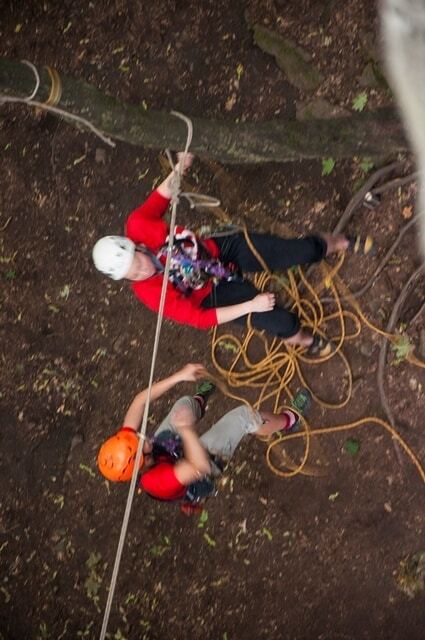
[178,363,207,382]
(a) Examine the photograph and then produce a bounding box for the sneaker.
[288,388,312,431]
[194,379,216,399]
[307,334,333,358]
[291,388,312,415]
[193,380,216,415]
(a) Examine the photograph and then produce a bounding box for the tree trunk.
[0,58,408,163]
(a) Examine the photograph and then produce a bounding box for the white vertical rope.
[99,112,193,640]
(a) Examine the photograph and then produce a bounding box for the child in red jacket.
[97,364,310,510]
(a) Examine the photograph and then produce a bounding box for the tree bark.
[0,57,408,163]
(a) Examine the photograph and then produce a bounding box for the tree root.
[377,264,425,469]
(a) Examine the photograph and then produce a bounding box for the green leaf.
[198,509,208,528]
[203,533,216,547]
[219,340,239,353]
[352,92,368,112]
[86,552,101,569]
[391,334,414,364]
[345,438,360,455]
[359,158,374,173]
[149,544,169,556]
[79,463,95,478]
[322,157,335,176]
[48,305,60,314]
[59,284,71,300]
[261,527,273,541]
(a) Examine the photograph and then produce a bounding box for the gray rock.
[296,98,349,121]
[359,62,380,88]
[253,24,323,92]
[360,342,374,357]
[95,148,106,164]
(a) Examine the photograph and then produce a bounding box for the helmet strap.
[135,244,164,273]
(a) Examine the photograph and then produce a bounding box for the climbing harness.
[157,236,241,295]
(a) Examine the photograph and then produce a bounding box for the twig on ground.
[0,217,12,232]
[411,299,425,326]
[372,171,418,196]
[377,264,425,468]
[320,216,419,304]
[333,161,402,234]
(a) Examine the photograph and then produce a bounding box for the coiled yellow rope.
[211,227,425,483]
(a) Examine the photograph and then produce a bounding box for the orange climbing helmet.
[97,428,144,482]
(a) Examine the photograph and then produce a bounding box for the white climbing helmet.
[92,236,135,280]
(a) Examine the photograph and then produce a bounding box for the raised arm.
[156,152,194,199]
[125,152,194,235]
[123,363,206,431]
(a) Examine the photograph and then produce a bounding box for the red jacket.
[125,190,219,329]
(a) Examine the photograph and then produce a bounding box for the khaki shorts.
[155,397,262,460]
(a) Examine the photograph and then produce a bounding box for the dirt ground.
[1,1,425,639]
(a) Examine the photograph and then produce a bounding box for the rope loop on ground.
[20,60,40,101]
[44,65,62,107]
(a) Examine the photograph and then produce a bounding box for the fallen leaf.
[225,93,237,111]
[73,155,86,166]
[261,527,273,541]
[391,334,414,364]
[322,157,335,176]
[345,439,360,456]
[312,201,326,214]
[204,533,216,547]
[402,205,413,219]
[198,510,208,528]
[352,92,368,112]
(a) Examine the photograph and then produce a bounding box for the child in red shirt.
[97,364,309,508]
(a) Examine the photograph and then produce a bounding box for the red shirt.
[125,191,219,329]
[140,462,186,501]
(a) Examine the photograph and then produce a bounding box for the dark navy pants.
[201,232,327,339]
